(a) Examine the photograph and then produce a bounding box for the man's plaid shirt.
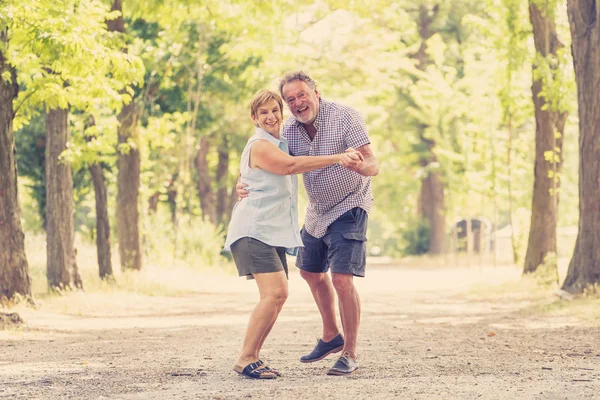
[282,98,373,238]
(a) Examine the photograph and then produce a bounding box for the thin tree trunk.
[507,119,519,264]
[561,0,600,292]
[45,107,82,290]
[415,4,445,254]
[195,135,217,224]
[90,162,113,279]
[167,177,177,224]
[116,100,142,271]
[109,0,142,271]
[215,134,230,225]
[148,192,159,215]
[173,57,203,262]
[523,2,568,276]
[0,35,32,301]
[418,152,445,254]
[85,117,113,279]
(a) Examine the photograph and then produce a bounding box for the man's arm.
[340,144,378,176]
[236,176,248,200]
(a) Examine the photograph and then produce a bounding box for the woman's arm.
[250,139,355,175]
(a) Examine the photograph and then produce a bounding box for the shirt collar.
[312,98,327,130]
[255,127,287,146]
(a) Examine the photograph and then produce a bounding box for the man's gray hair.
[279,71,317,98]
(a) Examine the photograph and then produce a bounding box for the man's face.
[282,80,320,125]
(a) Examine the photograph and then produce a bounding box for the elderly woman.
[224,89,362,379]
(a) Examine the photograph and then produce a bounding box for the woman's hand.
[339,148,364,170]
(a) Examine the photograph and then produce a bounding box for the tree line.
[0,0,598,304]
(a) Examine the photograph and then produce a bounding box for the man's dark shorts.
[296,207,368,277]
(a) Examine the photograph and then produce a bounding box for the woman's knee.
[265,285,288,307]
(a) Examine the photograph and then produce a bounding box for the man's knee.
[299,269,327,285]
[331,273,354,294]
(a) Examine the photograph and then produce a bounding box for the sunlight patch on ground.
[415,316,485,325]
[489,318,583,330]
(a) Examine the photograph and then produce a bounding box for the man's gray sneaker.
[300,334,344,363]
[326,351,359,375]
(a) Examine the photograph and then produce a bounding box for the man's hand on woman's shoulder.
[236,179,249,201]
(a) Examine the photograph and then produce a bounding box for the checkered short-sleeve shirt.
[282,99,373,238]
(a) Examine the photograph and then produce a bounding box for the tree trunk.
[90,162,113,279]
[507,120,519,264]
[561,0,600,292]
[415,4,445,254]
[418,152,445,254]
[109,0,142,271]
[195,135,217,224]
[167,177,177,224]
[523,2,568,275]
[85,117,113,279]
[148,192,159,215]
[116,100,142,271]
[0,36,32,301]
[45,107,82,290]
[215,134,230,225]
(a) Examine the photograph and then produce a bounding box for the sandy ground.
[1,262,599,399]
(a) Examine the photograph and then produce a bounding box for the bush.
[143,209,227,268]
[401,221,430,256]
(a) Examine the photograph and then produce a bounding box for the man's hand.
[340,148,364,171]
[236,180,249,200]
[341,145,379,176]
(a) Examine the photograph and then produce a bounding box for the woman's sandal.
[257,359,281,377]
[233,361,277,379]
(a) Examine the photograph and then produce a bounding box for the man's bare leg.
[331,272,360,358]
[299,270,341,341]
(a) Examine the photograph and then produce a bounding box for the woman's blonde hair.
[249,89,284,119]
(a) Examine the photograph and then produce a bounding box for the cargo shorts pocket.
[341,232,367,266]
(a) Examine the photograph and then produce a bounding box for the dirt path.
[1,264,599,399]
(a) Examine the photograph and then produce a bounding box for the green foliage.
[8,0,581,267]
[510,207,532,265]
[528,252,559,287]
[143,209,226,268]
[15,114,46,226]
[4,0,144,129]
[17,177,45,234]
[533,48,575,114]
[15,111,110,235]
[401,221,431,256]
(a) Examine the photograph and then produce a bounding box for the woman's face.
[252,99,282,138]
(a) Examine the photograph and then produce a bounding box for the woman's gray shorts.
[230,237,289,280]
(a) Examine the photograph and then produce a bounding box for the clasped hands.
[339,147,364,171]
[236,148,364,200]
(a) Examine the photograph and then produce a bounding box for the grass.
[10,234,600,326]
[24,233,238,301]
[459,256,600,326]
